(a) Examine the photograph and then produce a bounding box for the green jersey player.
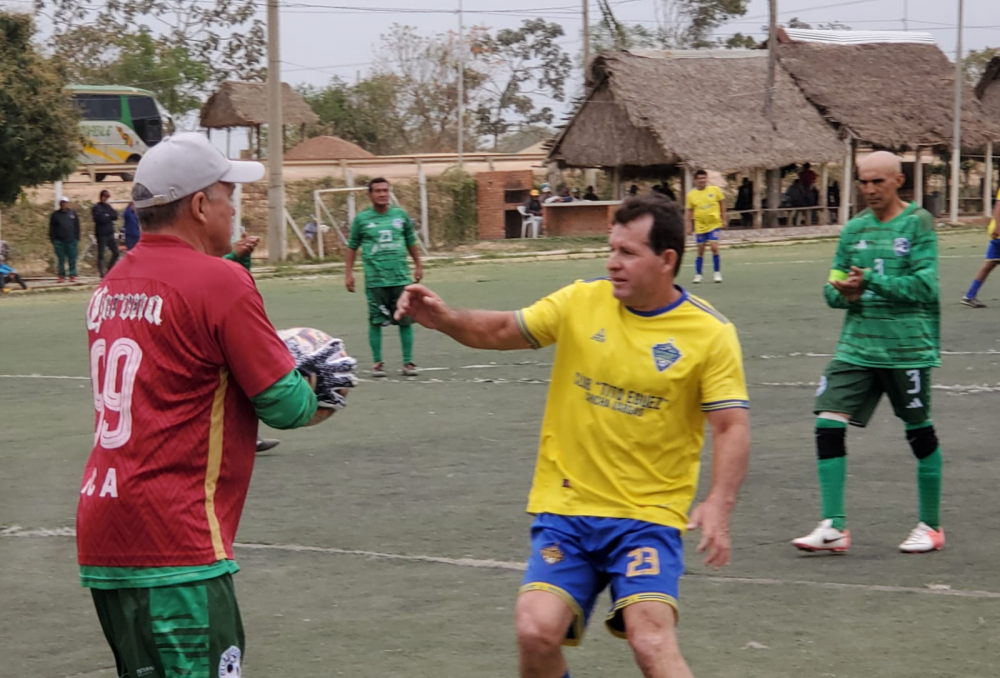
[345,177,423,378]
[793,151,944,555]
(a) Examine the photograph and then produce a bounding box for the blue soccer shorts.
[986,239,1000,261]
[520,513,684,645]
[695,229,720,244]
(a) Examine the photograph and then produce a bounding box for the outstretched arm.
[688,407,750,568]
[395,284,531,350]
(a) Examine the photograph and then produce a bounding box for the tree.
[965,47,999,85]
[35,0,266,117]
[656,0,750,49]
[474,19,571,148]
[300,75,410,156]
[376,24,487,153]
[0,12,80,203]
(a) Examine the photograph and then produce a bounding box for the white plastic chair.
[517,205,541,239]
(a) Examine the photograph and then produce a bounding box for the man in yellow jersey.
[396,195,751,678]
[684,169,727,284]
[960,185,1000,308]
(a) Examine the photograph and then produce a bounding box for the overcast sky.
[276,0,998,94]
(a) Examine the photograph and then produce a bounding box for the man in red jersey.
[77,133,350,678]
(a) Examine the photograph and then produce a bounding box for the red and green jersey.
[77,234,295,573]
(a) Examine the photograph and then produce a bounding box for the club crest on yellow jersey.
[652,340,682,372]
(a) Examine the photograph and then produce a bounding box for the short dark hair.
[613,195,685,274]
[368,177,390,193]
[694,169,708,178]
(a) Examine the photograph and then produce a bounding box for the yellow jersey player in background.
[396,195,751,678]
[684,169,727,284]
[960,185,1000,308]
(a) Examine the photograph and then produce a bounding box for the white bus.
[69,85,171,182]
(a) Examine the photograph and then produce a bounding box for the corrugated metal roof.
[779,28,937,45]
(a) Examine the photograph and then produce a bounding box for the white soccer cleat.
[692,274,703,284]
[713,271,722,283]
[899,522,945,553]
[792,519,850,553]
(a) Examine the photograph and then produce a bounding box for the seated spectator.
[546,186,575,204]
[524,190,543,216]
[0,258,28,293]
[628,184,639,196]
[539,183,553,204]
[583,185,600,201]
[304,219,318,242]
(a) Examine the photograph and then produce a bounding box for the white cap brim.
[220,160,265,184]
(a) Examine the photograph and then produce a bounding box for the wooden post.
[246,127,253,159]
[840,137,854,225]
[682,166,693,209]
[819,164,830,225]
[487,156,495,171]
[985,141,994,217]
[752,168,763,229]
[914,147,925,208]
[611,166,622,200]
[766,168,781,228]
[418,160,429,249]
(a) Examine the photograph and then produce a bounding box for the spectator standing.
[92,190,120,277]
[583,186,599,201]
[122,201,141,250]
[49,197,80,283]
[735,177,754,227]
[799,163,818,192]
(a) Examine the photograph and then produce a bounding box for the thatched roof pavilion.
[776,31,1000,153]
[199,80,318,129]
[976,56,1000,119]
[547,49,843,175]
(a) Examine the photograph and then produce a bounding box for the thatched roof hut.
[777,34,1000,152]
[547,50,843,174]
[975,56,1000,119]
[200,81,319,129]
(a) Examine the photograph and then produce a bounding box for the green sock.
[816,418,848,531]
[916,448,943,530]
[399,324,414,364]
[368,324,383,363]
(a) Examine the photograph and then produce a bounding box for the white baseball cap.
[132,132,264,208]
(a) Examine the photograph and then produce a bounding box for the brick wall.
[476,170,535,240]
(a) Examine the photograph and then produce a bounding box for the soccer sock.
[816,418,848,531]
[907,422,942,530]
[966,279,983,299]
[399,324,414,364]
[713,253,721,272]
[368,324,383,363]
[695,256,704,275]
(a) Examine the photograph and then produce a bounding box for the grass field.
[3,231,1000,677]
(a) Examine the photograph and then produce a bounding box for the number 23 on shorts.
[626,547,660,577]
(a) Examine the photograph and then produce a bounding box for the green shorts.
[90,574,244,678]
[366,285,414,327]
[814,359,932,427]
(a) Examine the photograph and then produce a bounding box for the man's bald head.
[856,151,905,217]
[858,150,902,175]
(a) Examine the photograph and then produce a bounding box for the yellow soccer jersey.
[515,279,749,531]
[989,187,1000,237]
[685,186,725,234]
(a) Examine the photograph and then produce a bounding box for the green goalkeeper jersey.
[348,206,417,288]
[824,202,940,369]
